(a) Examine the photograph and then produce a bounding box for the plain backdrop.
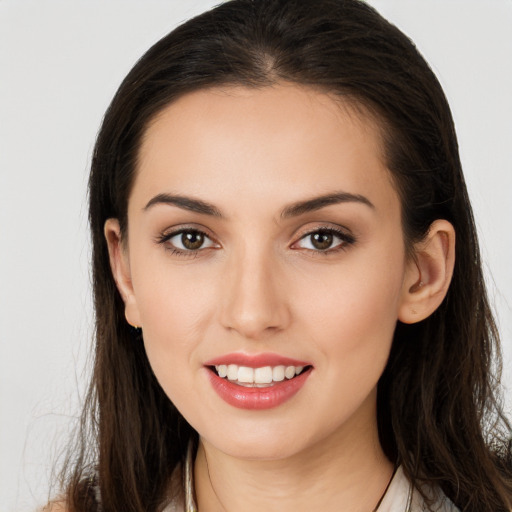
[1,1,511,510]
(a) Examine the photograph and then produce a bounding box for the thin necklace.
[372,465,399,512]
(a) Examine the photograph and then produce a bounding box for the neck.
[194,399,393,512]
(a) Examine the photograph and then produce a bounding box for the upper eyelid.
[291,225,356,249]
[159,224,215,239]
[293,223,353,239]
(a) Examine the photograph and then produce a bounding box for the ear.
[104,218,142,328]
[398,219,455,324]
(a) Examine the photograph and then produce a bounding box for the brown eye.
[310,231,334,250]
[181,231,205,250]
[294,227,355,253]
[162,229,218,253]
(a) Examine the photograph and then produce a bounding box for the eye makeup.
[154,222,357,259]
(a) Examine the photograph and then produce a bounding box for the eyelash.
[293,226,356,255]
[156,226,356,258]
[156,228,217,258]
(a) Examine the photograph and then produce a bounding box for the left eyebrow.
[281,191,375,219]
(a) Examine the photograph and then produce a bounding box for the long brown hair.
[60,1,512,510]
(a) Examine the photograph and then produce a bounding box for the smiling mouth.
[209,364,311,387]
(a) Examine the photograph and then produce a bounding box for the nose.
[219,245,291,340]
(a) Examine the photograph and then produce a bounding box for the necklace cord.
[372,465,399,512]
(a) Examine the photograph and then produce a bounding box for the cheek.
[286,252,404,431]
[292,243,405,369]
[129,257,219,388]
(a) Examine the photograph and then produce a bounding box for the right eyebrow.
[143,193,224,217]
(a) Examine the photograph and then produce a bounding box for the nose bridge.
[220,239,289,339]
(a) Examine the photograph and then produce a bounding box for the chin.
[199,420,318,462]
[217,440,301,461]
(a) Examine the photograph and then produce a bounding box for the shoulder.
[410,488,459,512]
[40,501,69,512]
[379,467,460,512]
[40,476,102,512]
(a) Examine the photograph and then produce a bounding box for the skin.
[105,83,455,512]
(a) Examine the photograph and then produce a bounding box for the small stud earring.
[128,322,142,334]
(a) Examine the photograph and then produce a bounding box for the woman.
[51,0,512,510]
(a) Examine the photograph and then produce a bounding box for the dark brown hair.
[60,0,512,510]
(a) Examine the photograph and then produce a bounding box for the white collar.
[172,448,458,512]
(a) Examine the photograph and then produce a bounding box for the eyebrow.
[143,191,374,218]
[280,191,375,218]
[144,193,223,217]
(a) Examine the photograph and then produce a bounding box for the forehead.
[140,83,385,161]
[133,84,397,217]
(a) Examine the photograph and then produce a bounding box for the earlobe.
[398,219,455,324]
[104,218,142,328]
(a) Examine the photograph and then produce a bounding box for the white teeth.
[227,364,238,381]
[254,366,273,384]
[238,366,254,383]
[285,366,296,379]
[272,365,285,382]
[214,363,307,385]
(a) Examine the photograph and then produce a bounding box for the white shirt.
[378,466,459,511]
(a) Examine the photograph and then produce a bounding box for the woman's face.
[113,84,417,460]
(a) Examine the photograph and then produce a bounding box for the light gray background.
[1,1,511,510]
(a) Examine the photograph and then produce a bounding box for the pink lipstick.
[204,352,313,410]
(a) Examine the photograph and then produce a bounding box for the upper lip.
[204,352,311,368]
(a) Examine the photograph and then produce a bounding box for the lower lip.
[206,367,312,410]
